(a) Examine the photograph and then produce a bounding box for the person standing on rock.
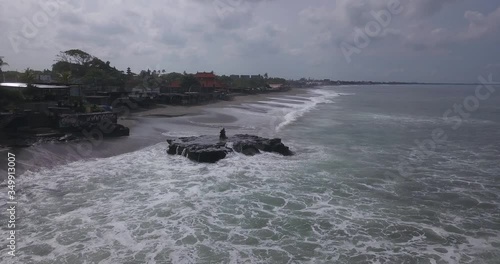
[220,128,227,140]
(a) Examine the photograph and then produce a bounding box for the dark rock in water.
[104,124,130,137]
[167,135,232,163]
[231,134,293,156]
[238,144,260,156]
[167,134,293,163]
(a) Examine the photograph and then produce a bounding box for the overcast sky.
[1,0,499,82]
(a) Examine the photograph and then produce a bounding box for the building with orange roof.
[195,71,226,92]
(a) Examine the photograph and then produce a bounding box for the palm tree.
[57,71,72,84]
[22,68,36,84]
[0,56,9,82]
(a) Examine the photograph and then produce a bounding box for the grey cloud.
[1,0,498,83]
[460,7,500,40]
[158,30,188,47]
[59,13,85,25]
[224,22,285,57]
[214,9,254,30]
[90,21,132,36]
[398,6,500,52]
[404,0,460,19]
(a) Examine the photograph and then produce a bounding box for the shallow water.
[1,85,499,263]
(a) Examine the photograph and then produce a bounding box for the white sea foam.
[6,134,499,263]
[275,89,339,132]
[5,86,499,263]
[168,88,339,139]
[7,142,318,263]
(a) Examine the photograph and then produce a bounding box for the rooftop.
[195,72,216,78]
[0,83,70,89]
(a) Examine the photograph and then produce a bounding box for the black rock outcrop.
[167,134,293,163]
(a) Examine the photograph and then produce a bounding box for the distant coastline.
[293,80,500,87]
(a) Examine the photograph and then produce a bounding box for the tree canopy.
[181,75,200,90]
[0,56,8,68]
[52,49,125,87]
[163,72,184,83]
[56,49,93,65]
[0,56,8,82]
[57,71,72,84]
[21,68,36,84]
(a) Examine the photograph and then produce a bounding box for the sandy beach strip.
[5,88,313,173]
[127,88,311,119]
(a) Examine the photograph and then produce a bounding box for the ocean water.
[1,85,500,263]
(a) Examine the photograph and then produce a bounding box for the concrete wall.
[58,112,117,128]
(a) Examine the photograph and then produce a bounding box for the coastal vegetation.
[0,49,293,146]
[1,49,292,92]
[180,74,201,91]
[21,68,36,84]
[0,56,7,80]
[52,49,125,88]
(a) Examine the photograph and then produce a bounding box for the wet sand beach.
[117,88,308,130]
[132,89,308,118]
[1,88,311,173]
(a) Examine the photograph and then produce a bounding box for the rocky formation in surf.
[166,134,293,163]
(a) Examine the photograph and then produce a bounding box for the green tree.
[267,77,287,84]
[53,49,126,88]
[217,75,233,87]
[0,56,8,82]
[53,49,94,80]
[21,68,36,84]
[56,49,93,65]
[52,60,86,80]
[162,72,184,84]
[3,71,20,82]
[57,71,72,84]
[181,75,200,91]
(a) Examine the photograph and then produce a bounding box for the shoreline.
[1,87,314,173]
[136,88,309,117]
[119,88,311,129]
